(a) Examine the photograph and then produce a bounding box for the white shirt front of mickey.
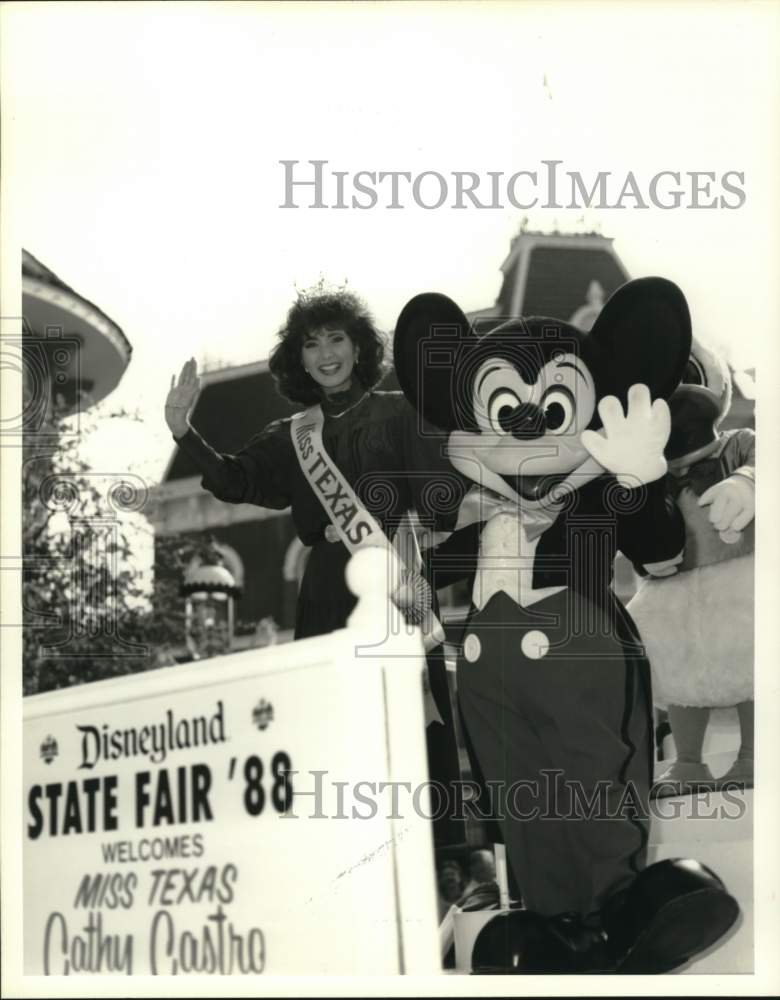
[472,511,566,611]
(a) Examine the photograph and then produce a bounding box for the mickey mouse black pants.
[457,589,653,917]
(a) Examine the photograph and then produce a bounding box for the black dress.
[174,381,469,845]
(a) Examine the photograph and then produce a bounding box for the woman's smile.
[301,327,358,395]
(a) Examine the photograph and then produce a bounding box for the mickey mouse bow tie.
[454,486,563,542]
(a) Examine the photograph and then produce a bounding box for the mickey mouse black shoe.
[469,860,738,975]
[471,910,617,974]
[602,859,740,973]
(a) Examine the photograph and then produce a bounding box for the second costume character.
[628,336,755,793]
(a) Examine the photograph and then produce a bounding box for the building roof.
[22,249,132,408]
[166,362,294,481]
[22,250,132,358]
[493,232,630,322]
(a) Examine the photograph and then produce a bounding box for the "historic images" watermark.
[279,159,746,211]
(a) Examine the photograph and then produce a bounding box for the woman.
[164,288,466,843]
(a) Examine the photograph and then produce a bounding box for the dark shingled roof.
[497,245,629,319]
[167,364,293,480]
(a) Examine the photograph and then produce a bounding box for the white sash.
[290,405,445,724]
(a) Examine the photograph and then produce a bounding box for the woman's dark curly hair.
[268,290,387,405]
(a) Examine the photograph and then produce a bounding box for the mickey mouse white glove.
[580,384,671,489]
[698,474,755,536]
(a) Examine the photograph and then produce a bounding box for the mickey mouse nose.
[498,401,546,439]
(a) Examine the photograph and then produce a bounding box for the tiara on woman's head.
[293,275,350,305]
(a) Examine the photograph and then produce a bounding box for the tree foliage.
[22,403,202,695]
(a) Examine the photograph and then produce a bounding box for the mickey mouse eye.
[541,387,575,435]
[488,389,523,434]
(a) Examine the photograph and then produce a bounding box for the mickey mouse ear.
[393,292,474,430]
[590,277,692,406]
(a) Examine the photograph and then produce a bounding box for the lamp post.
[181,563,240,660]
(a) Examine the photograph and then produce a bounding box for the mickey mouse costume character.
[628,337,755,794]
[393,278,739,974]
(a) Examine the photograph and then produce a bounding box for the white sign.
[23,625,440,976]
